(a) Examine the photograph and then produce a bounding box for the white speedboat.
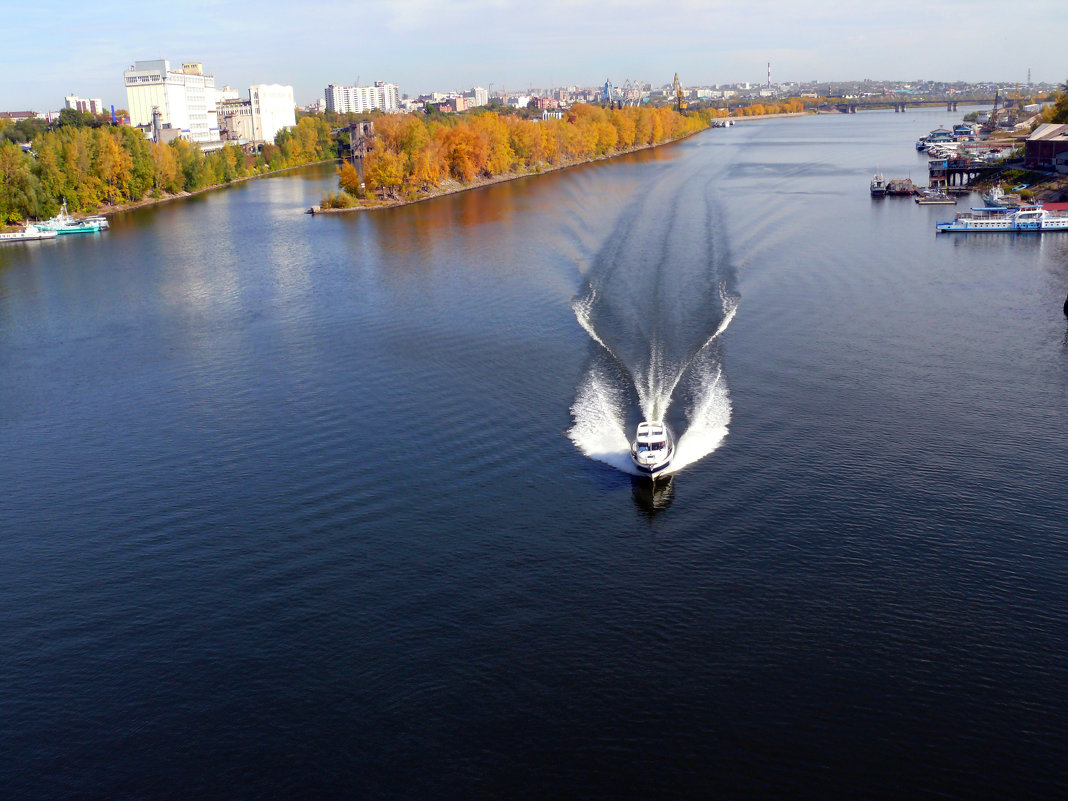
[630,421,674,479]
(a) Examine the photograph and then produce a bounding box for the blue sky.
[3,0,1066,110]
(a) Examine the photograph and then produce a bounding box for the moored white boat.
[630,421,674,480]
[0,224,58,243]
[937,205,1068,233]
[870,172,887,196]
[915,188,956,205]
[981,186,1005,207]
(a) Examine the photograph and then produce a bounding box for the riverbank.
[93,158,338,218]
[310,127,717,215]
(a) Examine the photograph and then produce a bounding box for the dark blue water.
[3,108,1068,799]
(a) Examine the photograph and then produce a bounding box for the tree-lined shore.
[0,115,336,225]
[322,104,734,209]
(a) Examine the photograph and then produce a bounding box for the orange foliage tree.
[336,103,712,202]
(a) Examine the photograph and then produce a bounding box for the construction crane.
[673,73,687,111]
[603,78,616,108]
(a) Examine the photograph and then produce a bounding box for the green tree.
[0,142,46,223]
[1044,80,1068,124]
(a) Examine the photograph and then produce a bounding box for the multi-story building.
[250,84,296,144]
[216,85,296,145]
[123,59,219,143]
[324,81,400,114]
[217,98,254,142]
[464,87,489,107]
[65,95,104,115]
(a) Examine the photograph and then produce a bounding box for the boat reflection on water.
[631,474,675,515]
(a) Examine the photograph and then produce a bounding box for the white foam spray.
[569,289,737,477]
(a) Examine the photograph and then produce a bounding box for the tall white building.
[465,87,489,107]
[124,59,219,143]
[324,81,400,114]
[250,84,296,144]
[65,95,103,115]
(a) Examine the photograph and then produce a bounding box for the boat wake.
[566,149,737,477]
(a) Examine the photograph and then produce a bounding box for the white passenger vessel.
[0,224,58,243]
[630,422,674,480]
[936,205,1068,234]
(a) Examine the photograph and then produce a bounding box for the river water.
[3,107,1068,799]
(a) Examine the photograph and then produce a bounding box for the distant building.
[65,95,103,115]
[464,86,489,107]
[0,111,40,123]
[250,84,295,144]
[218,98,254,142]
[325,81,400,114]
[215,85,295,145]
[1025,123,1068,170]
[124,59,219,143]
[216,85,241,103]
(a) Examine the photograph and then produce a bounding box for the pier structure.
[946,100,959,111]
[346,121,374,161]
[893,103,907,112]
[928,157,998,189]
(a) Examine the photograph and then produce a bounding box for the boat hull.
[0,226,58,243]
[632,449,674,479]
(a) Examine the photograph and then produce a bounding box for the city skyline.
[2,0,1066,111]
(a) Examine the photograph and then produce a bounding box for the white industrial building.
[324,81,400,114]
[217,84,295,145]
[124,60,219,143]
[250,84,296,144]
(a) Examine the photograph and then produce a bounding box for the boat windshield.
[638,440,665,452]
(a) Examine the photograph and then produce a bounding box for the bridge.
[816,98,982,114]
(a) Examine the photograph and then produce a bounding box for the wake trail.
[567,148,739,478]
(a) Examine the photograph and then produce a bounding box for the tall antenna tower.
[1027,67,1031,87]
[767,62,771,89]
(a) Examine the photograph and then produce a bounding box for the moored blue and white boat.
[36,200,105,234]
[937,205,1068,233]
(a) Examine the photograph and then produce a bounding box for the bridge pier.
[947,100,958,111]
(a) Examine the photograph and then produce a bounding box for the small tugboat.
[630,421,674,480]
[870,172,887,196]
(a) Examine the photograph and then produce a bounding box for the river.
[2,107,1067,799]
